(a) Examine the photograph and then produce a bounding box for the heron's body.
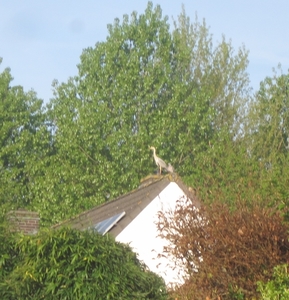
[150,146,167,174]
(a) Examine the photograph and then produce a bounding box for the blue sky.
[1,0,288,103]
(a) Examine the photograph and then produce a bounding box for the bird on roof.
[149,146,168,175]
[166,163,174,173]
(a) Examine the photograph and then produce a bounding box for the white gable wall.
[115,182,186,286]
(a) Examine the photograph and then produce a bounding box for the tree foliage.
[157,197,289,299]
[0,227,167,299]
[249,70,289,161]
[245,69,289,208]
[40,2,250,225]
[0,2,251,226]
[2,2,289,296]
[0,59,50,217]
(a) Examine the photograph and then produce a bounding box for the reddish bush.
[157,197,289,299]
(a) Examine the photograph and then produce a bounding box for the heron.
[150,146,167,175]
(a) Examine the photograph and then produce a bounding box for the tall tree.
[249,70,289,163]
[43,2,251,225]
[44,3,174,225]
[172,8,250,136]
[246,69,289,206]
[0,59,49,216]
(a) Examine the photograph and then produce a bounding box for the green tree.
[0,59,49,217]
[249,70,289,161]
[0,3,252,226]
[172,9,250,136]
[42,2,250,225]
[246,69,289,206]
[0,227,167,300]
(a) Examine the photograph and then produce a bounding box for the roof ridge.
[52,175,173,229]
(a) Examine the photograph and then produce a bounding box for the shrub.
[0,227,167,299]
[157,197,289,299]
[0,220,20,281]
[257,264,289,300]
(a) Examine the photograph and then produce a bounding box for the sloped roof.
[52,174,200,237]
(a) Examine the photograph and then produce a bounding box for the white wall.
[115,182,186,286]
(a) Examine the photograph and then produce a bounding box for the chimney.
[7,209,40,235]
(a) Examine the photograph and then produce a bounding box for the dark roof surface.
[53,174,200,237]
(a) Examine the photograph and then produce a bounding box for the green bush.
[258,264,289,300]
[0,227,167,299]
[0,220,21,281]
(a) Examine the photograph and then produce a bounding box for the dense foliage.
[0,2,253,226]
[246,70,289,209]
[1,2,289,297]
[0,60,51,215]
[257,264,289,300]
[0,219,20,282]
[42,2,249,225]
[157,197,289,299]
[0,227,167,299]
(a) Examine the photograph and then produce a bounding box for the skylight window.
[94,211,125,235]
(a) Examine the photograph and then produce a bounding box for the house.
[53,173,200,286]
